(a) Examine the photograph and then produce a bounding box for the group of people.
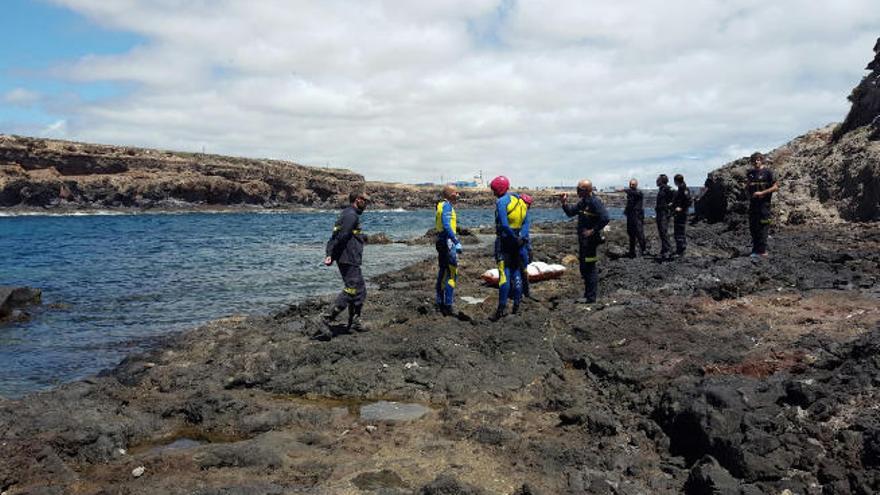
[317,152,779,336]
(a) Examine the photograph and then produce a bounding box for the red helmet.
[520,193,533,206]
[490,176,510,197]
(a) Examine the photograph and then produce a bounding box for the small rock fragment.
[365,425,378,434]
[132,465,145,478]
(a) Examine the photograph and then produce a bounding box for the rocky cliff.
[0,135,366,209]
[699,37,880,224]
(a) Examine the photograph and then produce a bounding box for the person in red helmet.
[489,176,527,321]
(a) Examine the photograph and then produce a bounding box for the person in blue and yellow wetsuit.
[561,179,609,304]
[435,184,462,316]
[489,176,528,321]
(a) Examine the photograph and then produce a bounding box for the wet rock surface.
[0,216,878,494]
[0,286,41,324]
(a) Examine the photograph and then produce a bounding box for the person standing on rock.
[672,174,692,257]
[745,152,779,257]
[490,176,528,321]
[435,184,462,316]
[320,191,370,338]
[519,193,535,301]
[655,174,674,260]
[561,179,609,304]
[619,179,647,258]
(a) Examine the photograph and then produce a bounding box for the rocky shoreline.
[1,215,878,494]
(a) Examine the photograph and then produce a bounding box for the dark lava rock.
[352,469,409,491]
[406,228,480,246]
[0,286,41,322]
[559,408,620,436]
[419,474,485,495]
[835,37,880,140]
[365,232,394,244]
[684,456,739,495]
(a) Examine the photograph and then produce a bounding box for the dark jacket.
[562,195,610,242]
[326,206,365,266]
[672,184,692,218]
[655,184,674,218]
[623,189,644,220]
[746,167,776,215]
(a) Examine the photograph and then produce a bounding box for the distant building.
[452,180,479,188]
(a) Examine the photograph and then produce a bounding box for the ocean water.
[1,207,625,398]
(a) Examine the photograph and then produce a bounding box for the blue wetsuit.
[435,200,459,308]
[494,192,528,311]
[519,207,532,297]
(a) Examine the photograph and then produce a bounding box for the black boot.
[321,305,344,326]
[349,305,369,333]
[440,304,453,316]
[512,302,520,315]
[489,307,507,322]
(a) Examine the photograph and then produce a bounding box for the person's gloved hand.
[454,242,463,253]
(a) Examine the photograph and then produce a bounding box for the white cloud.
[30,0,880,187]
[3,88,42,105]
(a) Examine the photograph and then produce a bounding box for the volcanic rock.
[834,37,880,140]
[0,286,41,323]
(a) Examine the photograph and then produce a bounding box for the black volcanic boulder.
[834,37,880,140]
[694,176,728,223]
[0,286,42,322]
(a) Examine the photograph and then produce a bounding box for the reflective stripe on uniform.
[447,266,457,288]
[343,287,358,295]
[333,226,362,234]
[497,260,507,286]
[583,256,598,262]
[760,219,772,225]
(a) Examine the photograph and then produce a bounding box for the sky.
[1,1,878,187]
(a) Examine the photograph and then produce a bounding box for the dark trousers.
[334,263,366,311]
[579,239,599,302]
[626,216,646,256]
[520,243,532,296]
[435,238,457,307]
[673,212,687,254]
[656,213,671,256]
[749,210,771,254]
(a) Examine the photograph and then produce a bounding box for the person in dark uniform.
[655,174,674,260]
[745,152,779,257]
[320,191,370,338]
[489,176,528,321]
[672,174,691,256]
[435,184,462,316]
[620,178,647,257]
[561,179,609,303]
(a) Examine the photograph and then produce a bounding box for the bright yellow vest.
[435,201,457,234]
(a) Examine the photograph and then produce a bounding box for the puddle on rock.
[129,427,243,456]
[359,401,432,422]
[275,395,435,422]
[147,437,205,455]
